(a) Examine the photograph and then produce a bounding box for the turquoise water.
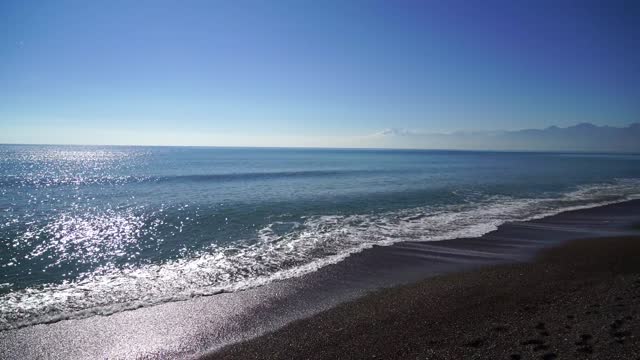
[1,145,640,329]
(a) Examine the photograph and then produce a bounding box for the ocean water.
[1,145,640,330]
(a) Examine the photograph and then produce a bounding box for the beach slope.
[210,236,640,359]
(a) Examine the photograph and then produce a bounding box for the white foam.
[1,179,639,330]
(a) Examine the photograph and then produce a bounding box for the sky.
[1,0,639,147]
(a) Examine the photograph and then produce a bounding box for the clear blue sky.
[1,0,638,147]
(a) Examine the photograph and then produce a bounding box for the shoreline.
[209,235,640,359]
[2,197,634,333]
[1,200,639,359]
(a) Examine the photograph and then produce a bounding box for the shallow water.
[1,145,640,329]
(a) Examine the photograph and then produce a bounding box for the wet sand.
[1,200,639,359]
[210,235,640,359]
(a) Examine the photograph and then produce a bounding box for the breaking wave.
[1,179,639,330]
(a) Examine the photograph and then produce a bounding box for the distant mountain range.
[372,123,640,152]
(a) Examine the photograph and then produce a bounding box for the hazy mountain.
[372,123,640,152]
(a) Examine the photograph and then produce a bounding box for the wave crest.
[1,179,639,330]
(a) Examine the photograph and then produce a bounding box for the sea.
[1,144,640,330]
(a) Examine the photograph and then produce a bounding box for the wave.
[0,174,151,187]
[155,170,383,183]
[0,169,385,188]
[1,179,639,330]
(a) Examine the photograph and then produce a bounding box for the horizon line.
[1,142,639,155]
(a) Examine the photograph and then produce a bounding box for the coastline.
[210,235,640,359]
[1,200,639,359]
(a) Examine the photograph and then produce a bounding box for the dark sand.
[1,201,638,359]
[209,236,640,359]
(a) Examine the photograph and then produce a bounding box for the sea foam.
[1,179,639,330]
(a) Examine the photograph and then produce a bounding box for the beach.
[211,234,640,359]
[2,146,640,360]
[3,0,640,358]
[3,1,639,358]
[1,197,638,359]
